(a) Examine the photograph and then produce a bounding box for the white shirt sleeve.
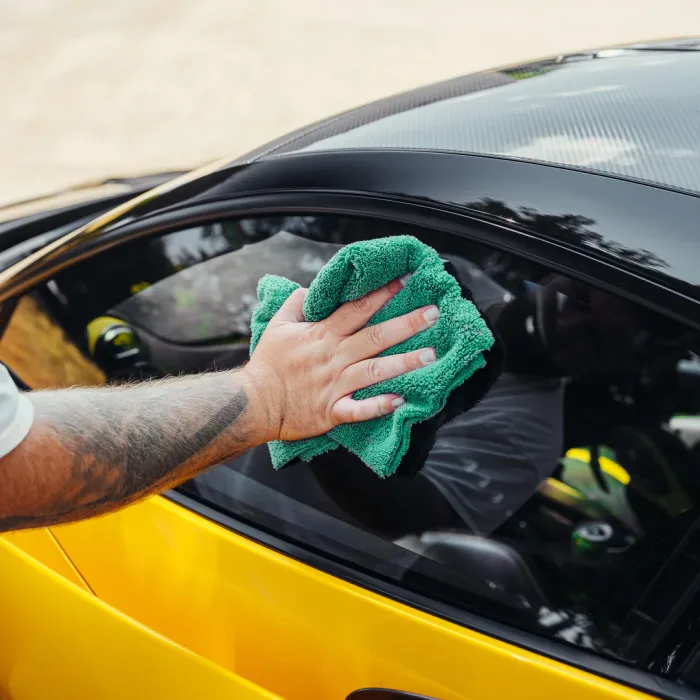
[0,364,33,458]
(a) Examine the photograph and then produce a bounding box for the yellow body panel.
[2,527,91,592]
[0,537,281,700]
[47,495,653,700]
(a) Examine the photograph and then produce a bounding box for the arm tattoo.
[0,371,256,531]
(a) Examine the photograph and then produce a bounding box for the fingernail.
[423,305,439,325]
[391,397,405,408]
[420,348,436,364]
[399,273,413,287]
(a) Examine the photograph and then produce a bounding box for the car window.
[11,213,700,674]
[113,229,342,344]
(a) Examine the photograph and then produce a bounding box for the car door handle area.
[346,690,440,699]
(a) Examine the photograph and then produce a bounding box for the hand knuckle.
[402,353,416,370]
[408,311,422,332]
[366,358,383,381]
[368,323,385,348]
[314,322,330,341]
[352,295,373,314]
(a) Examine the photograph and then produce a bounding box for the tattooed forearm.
[0,370,269,532]
[0,271,437,533]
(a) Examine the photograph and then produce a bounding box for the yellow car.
[2,38,700,699]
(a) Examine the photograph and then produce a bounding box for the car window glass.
[113,231,342,344]
[15,214,700,674]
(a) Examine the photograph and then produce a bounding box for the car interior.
[2,212,700,668]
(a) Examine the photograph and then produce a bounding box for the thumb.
[270,287,307,324]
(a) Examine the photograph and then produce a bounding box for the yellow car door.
[0,534,281,700]
[46,495,651,700]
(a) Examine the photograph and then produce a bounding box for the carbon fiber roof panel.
[257,51,700,195]
[236,71,515,163]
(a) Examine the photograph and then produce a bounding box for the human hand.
[244,277,439,442]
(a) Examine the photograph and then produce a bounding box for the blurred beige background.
[1,0,699,206]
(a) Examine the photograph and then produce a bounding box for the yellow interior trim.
[85,316,126,356]
[565,448,631,485]
[544,477,584,499]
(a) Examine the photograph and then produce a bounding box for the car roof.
[244,45,700,197]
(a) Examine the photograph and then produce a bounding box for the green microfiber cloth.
[249,235,495,478]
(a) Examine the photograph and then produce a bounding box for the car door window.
[115,229,342,345]
[10,213,700,675]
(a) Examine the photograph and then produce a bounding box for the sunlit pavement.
[1,0,699,206]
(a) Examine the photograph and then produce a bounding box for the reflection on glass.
[467,197,669,269]
[115,230,342,344]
